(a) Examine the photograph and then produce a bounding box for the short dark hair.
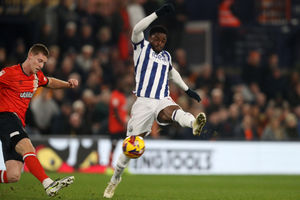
[29,43,49,57]
[149,25,168,36]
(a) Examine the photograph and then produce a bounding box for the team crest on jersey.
[20,92,33,98]
[0,70,5,76]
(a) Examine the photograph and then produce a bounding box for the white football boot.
[192,112,207,136]
[103,178,121,198]
[45,176,75,197]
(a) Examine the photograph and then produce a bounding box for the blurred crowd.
[1,0,300,141]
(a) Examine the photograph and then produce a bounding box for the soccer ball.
[122,136,145,159]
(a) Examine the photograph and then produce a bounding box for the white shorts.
[126,96,178,136]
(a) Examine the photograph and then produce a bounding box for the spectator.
[60,21,80,54]
[26,0,55,44]
[53,0,79,43]
[56,55,75,81]
[261,116,287,141]
[75,44,94,81]
[44,57,57,76]
[93,0,123,46]
[9,39,27,63]
[263,67,287,101]
[51,101,72,135]
[48,45,61,60]
[79,23,94,48]
[127,0,146,28]
[195,64,214,92]
[242,50,263,85]
[69,111,85,135]
[30,88,60,135]
[173,48,191,78]
[207,88,224,115]
[234,114,258,140]
[284,113,299,140]
[222,103,241,139]
[164,0,188,52]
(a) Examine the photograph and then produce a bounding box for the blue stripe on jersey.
[137,44,151,97]
[144,62,158,97]
[135,52,142,74]
[155,64,167,99]
[164,78,169,97]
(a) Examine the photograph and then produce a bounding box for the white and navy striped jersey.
[132,39,172,99]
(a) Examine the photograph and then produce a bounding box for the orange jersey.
[0,64,48,126]
[108,90,127,133]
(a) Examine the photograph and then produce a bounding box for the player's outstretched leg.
[45,176,75,197]
[192,112,206,136]
[103,153,130,198]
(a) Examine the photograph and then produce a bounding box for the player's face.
[149,32,167,53]
[28,52,48,74]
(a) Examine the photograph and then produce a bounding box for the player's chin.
[154,47,163,53]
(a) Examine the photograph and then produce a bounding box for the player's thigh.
[157,105,181,123]
[127,98,157,136]
[0,112,29,163]
[15,138,35,156]
[155,97,180,125]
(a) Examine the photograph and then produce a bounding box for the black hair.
[149,25,168,36]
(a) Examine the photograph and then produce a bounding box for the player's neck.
[21,59,32,76]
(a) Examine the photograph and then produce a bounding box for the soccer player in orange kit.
[0,43,78,197]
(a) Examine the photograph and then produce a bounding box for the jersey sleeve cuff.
[132,39,145,50]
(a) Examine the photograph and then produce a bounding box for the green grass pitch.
[1,172,300,200]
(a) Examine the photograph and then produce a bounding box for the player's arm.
[131,3,175,43]
[46,77,78,89]
[169,68,201,102]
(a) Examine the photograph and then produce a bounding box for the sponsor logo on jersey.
[151,52,168,62]
[0,70,5,76]
[20,92,33,98]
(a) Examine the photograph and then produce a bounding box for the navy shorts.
[0,112,29,162]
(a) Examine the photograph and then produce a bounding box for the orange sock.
[0,170,8,183]
[23,152,48,183]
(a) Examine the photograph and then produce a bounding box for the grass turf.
[0,172,300,200]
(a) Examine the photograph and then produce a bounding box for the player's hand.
[185,89,201,102]
[68,79,79,88]
[155,3,175,17]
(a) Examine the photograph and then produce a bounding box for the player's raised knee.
[7,171,21,183]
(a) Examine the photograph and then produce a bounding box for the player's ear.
[27,52,32,59]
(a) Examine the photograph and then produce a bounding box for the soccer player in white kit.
[103,3,206,198]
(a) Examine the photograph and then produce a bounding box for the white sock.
[111,153,130,183]
[42,178,53,188]
[172,109,195,128]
